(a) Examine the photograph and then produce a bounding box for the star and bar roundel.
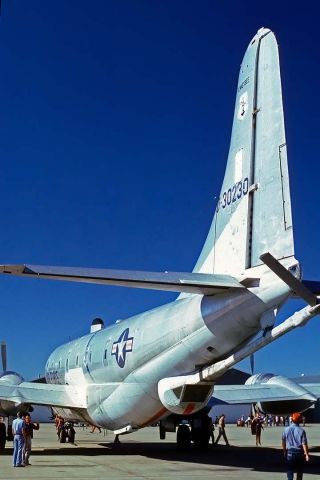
[111,328,134,368]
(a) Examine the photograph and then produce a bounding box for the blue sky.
[0,1,319,380]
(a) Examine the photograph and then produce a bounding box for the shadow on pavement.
[1,442,320,475]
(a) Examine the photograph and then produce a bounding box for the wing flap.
[0,264,244,295]
[0,381,86,409]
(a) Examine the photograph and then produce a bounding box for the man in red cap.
[282,412,309,480]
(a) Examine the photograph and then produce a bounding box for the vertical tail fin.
[194,28,294,276]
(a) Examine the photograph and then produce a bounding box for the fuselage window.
[104,349,107,360]
[66,358,69,372]
[89,352,92,363]
[76,355,79,366]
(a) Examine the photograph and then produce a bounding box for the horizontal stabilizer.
[0,381,87,408]
[0,264,244,295]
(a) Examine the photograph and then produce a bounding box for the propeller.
[1,340,7,373]
[250,353,254,376]
[250,352,256,416]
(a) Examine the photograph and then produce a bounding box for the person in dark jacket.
[251,413,264,446]
[23,414,39,466]
[0,416,6,450]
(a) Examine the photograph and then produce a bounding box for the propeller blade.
[1,341,7,373]
[250,353,254,375]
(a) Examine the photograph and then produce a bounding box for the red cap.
[291,413,302,423]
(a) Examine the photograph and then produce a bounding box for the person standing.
[215,414,230,446]
[56,415,64,439]
[12,412,25,467]
[282,412,309,480]
[23,414,39,466]
[207,416,215,444]
[245,415,252,427]
[90,424,102,433]
[251,413,264,446]
[0,416,6,450]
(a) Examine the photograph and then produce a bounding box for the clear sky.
[0,1,319,380]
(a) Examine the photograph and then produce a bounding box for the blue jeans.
[286,448,305,480]
[13,434,25,466]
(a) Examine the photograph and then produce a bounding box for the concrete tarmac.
[1,423,320,479]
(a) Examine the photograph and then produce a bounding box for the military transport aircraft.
[0,27,320,448]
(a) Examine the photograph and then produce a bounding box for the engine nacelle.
[158,375,214,415]
[0,371,26,417]
[245,373,316,415]
[0,371,24,385]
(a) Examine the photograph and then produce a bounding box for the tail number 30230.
[218,177,249,210]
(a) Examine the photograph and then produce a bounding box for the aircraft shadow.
[1,442,320,475]
[122,443,320,475]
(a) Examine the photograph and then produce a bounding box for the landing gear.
[59,428,67,443]
[159,424,166,440]
[0,420,6,450]
[176,424,191,450]
[59,422,75,443]
[161,413,213,450]
[7,418,13,441]
[192,426,210,449]
[191,415,211,449]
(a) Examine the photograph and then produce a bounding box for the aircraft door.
[84,334,105,382]
[84,334,95,381]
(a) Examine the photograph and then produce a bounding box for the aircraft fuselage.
[46,278,291,430]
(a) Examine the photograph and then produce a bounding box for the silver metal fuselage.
[0,28,309,433]
[46,278,290,430]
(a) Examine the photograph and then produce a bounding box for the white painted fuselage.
[46,273,291,430]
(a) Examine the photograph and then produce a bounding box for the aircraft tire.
[59,429,67,443]
[159,425,166,440]
[0,424,6,450]
[67,429,75,443]
[176,424,191,450]
[192,432,210,450]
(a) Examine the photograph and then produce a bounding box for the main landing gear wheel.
[176,424,191,450]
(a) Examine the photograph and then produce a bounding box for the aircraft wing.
[0,381,87,409]
[211,383,317,406]
[300,384,320,397]
[0,264,244,295]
